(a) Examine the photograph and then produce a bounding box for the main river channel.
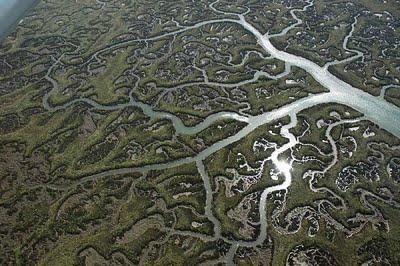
[3,1,400,264]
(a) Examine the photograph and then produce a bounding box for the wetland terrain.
[0,0,400,265]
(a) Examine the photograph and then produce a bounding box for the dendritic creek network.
[1,0,400,265]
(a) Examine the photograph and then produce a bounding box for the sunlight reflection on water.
[275,160,292,176]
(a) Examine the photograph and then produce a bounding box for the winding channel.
[35,0,400,263]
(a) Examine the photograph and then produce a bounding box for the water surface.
[0,0,39,41]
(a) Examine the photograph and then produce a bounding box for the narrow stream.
[6,0,400,263]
